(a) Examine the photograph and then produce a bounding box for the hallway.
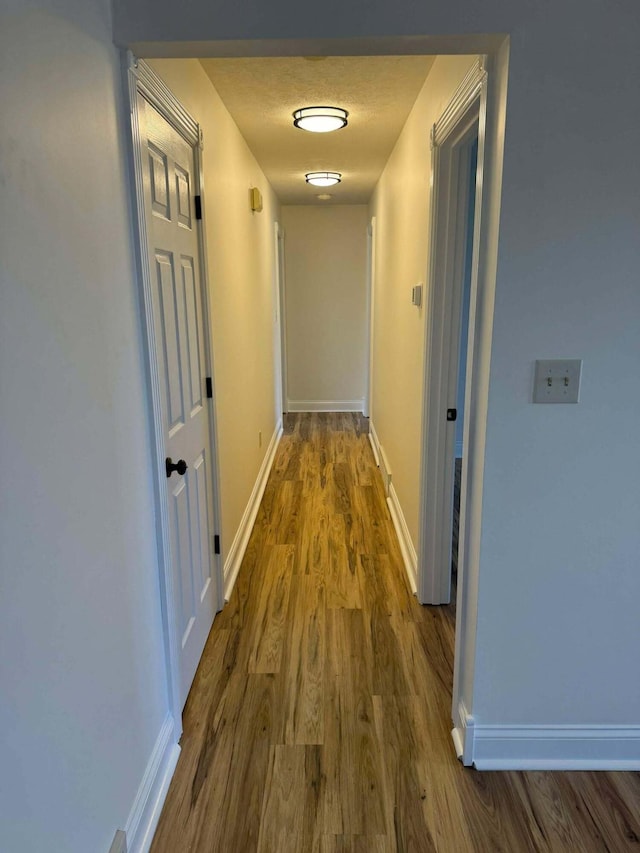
[150,414,640,853]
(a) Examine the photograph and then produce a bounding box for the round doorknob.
[165,457,188,478]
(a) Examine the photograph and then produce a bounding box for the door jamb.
[418,56,497,762]
[419,58,488,602]
[274,222,288,416]
[419,70,484,607]
[123,53,224,734]
[364,217,376,419]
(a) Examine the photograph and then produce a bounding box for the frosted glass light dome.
[305,172,342,187]
[293,106,348,133]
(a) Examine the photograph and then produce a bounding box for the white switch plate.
[533,359,582,403]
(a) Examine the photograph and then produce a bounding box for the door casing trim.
[419,58,487,607]
[415,49,508,763]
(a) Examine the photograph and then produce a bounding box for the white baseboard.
[387,482,418,595]
[368,422,417,594]
[125,713,181,853]
[368,420,380,467]
[453,710,640,770]
[223,419,283,601]
[287,399,364,413]
[451,701,475,766]
[378,443,392,498]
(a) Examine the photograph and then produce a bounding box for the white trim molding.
[287,399,365,413]
[369,421,417,593]
[451,701,476,766]
[457,719,640,771]
[223,420,283,600]
[378,443,392,497]
[368,420,381,467]
[126,52,199,146]
[387,483,418,595]
[431,57,487,149]
[125,714,181,853]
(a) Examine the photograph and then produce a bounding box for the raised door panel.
[155,250,185,435]
[190,451,212,602]
[148,142,170,220]
[171,476,196,649]
[175,164,192,229]
[180,256,203,416]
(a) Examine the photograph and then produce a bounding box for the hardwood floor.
[150,413,640,852]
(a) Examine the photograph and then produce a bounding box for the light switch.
[533,359,582,403]
[411,284,422,307]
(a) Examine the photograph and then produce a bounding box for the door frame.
[124,53,224,733]
[274,221,288,416]
[419,61,486,607]
[364,217,376,419]
[417,56,500,761]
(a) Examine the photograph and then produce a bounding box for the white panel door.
[138,93,217,708]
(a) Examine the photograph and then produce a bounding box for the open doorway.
[419,59,489,613]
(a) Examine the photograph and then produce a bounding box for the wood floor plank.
[150,413,639,853]
[296,485,331,580]
[373,694,439,852]
[247,545,294,673]
[320,835,389,853]
[257,744,306,852]
[326,514,362,609]
[324,609,387,836]
[192,673,276,851]
[275,575,325,745]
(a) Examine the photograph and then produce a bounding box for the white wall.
[0,1,168,850]
[112,1,640,741]
[474,17,640,724]
[146,59,281,572]
[0,17,284,853]
[282,205,368,410]
[369,55,478,546]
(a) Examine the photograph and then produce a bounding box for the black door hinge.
[214,534,220,555]
[194,195,202,220]
[205,377,213,398]
[447,408,457,421]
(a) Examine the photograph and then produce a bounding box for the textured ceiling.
[199,55,435,205]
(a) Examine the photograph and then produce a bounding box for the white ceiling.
[200,55,435,205]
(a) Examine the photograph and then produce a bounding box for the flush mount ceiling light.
[305,171,342,187]
[293,106,348,133]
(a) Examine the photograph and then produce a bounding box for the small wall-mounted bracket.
[249,186,263,213]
